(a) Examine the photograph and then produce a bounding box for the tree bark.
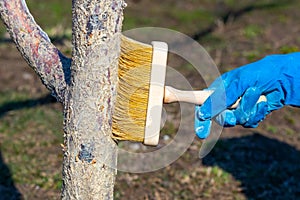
[0,0,125,199]
[62,0,124,199]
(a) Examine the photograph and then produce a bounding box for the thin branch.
[0,0,71,102]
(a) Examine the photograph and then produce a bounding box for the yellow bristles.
[112,36,153,142]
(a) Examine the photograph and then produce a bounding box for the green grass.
[0,0,71,38]
[279,45,300,54]
[122,14,159,30]
[211,166,230,184]
[169,8,214,24]
[26,0,71,34]
[0,91,63,190]
[242,25,263,39]
[242,50,262,62]
[266,125,278,134]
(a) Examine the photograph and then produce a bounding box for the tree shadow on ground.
[0,151,21,200]
[0,93,57,118]
[202,133,300,199]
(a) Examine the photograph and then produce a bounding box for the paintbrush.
[112,36,266,146]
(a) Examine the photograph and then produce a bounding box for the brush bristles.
[112,36,153,142]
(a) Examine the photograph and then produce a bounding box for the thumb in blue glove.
[195,52,300,139]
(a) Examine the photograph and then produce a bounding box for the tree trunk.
[62,0,124,199]
[0,0,125,199]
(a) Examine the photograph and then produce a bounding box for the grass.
[0,0,71,38]
[242,50,262,62]
[0,91,63,191]
[242,25,263,39]
[168,8,215,31]
[122,14,159,30]
[26,0,71,35]
[279,45,300,54]
[266,125,278,134]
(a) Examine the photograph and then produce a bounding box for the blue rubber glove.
[195,52,300,139]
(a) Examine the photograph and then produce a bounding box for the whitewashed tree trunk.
[62,0,125,199]
[0,0,125,199]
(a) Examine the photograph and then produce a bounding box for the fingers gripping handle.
[163,86,267,139]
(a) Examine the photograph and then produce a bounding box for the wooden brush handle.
[164,86,267,108]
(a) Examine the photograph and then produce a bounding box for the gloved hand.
[195,52,300,139]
